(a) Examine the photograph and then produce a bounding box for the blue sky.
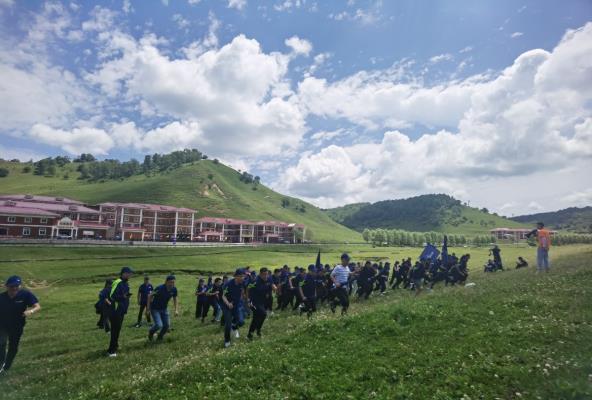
[0,0,591,216]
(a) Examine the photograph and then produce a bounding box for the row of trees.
[544,233,592,246]
[361,228,497,247]
[362,228,485,247]
[27,149,207,180]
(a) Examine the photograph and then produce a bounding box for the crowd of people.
[0,222,553,371]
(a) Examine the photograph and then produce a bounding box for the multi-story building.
[490,227,556,241]
[0,195,109,239]
[98,202,196,241]
[194,217,305,244]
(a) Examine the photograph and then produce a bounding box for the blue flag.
[441,235,449,266]
[419,243,440,261]
[315,249,322,270]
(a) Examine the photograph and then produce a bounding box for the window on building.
[40,218,48,224]
[0,228,7,235]
[23,227,31,236]
[7,216,16,223]
[24,217,32,223]
[39,228,46,236]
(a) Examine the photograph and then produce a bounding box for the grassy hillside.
[324,194,526,235]
[0,160,360,243]
[511,206,592,233]
[0,244,590,399]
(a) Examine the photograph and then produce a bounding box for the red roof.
[0,194,83,205]
[197,217,254,225]
[99,202,196,213]
[4,200,99,214]
[0,205,59,217]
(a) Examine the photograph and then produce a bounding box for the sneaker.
[108,352,117,357]
[134,323,142,328]
[234,329,240,339]
[0,363,5,374]
[224,341,231,348]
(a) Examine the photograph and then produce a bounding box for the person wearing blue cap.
[0,275,41,374]
[221,268,246,348]
[330,253,352,315]
[106,266,134,357]
[134,276,153,328]
[147,275,178,342]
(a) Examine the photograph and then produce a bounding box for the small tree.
[0,168,9,177]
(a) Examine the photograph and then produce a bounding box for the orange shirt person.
[527,222,551,272]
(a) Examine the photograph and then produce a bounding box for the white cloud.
[81,6,117,32]
[228,0,246,10]
[188,0,201,4]
[29,124,115,155]
[161,0,169,6]
[459,46,473,54]
[561,188,592,206]
[285,36,312,56]
[280,22,592,209]
[328,0,383,25]
[511,31,524,38]
[87,32,305,157]
[0,0,14,7]
[172,14,190,30]
[122,0,133,13]
[429,53,453,64]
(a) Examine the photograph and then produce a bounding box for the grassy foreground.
[0,244,590,399]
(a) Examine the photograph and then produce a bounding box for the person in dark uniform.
[357,261,375,300]
[221,269,246,348]
[147,275,179,341]
[195,278,208,322]
[205,278,223,323]
[0,275,41,374]
[107,267,133,357]
[298,265,318,318]
[515,257,529,269]
[490,245,503,271]
[135,276,153,327]
[247,267,273,340]
[292,268,307,312]
[96,279,112,332]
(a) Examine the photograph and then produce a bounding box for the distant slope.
[511,206,592,233]
[0,160,361,243]
[323,194,526,234]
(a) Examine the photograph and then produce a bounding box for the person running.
[221,269,246,348]
[135,276,153,328]
[330,253,352,315]
[147,275,179,342]
[298,265,318,318]
[357,261,375,300]
[0,276,41,374]
[247,267,273,340]
[292,267,307,312]
[195,278,208,322]
[107,267,133,357]
[206,278,223,323]
[410,261,425,296]
[526,222,552,273]
[96,279,112,332]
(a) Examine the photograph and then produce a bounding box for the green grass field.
[0,244,590,399]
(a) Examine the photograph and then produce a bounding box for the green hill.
[324,194,526,235]
[511,206,592,233]
[0,159,360,243]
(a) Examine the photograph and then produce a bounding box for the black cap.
[234,268,245,276]
[341,253,350,260]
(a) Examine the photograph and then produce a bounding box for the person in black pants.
[135,276,152,327]
[96,279,112,332]
[107,267,133,357]
[0,276,41,374]
[357,261,375,300]
[195,278,208,322]
[247,267,273,340]
[298,265,318,318]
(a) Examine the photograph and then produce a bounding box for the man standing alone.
[527,222,551,273]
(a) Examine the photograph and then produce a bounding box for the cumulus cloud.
[429,53,453,64]
[280,22,592,209]
[86,32,305,157]
[29,124,115,155]
[285,36,312,56]
[511,32,524,38]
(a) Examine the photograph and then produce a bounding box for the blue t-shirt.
[196,284,208,302]
[138,283,153,305]
[0,289,39,329]
[222,279,243,305]
[150,284,178,310]
[110,278,131,315]
[249,276,272,304]
[302,274,317,298]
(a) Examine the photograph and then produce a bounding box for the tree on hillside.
[0,168,9,177]
[362,229,371,243]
